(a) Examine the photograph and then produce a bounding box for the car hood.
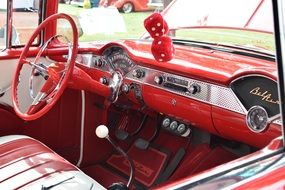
[163,0,273,33]
[121,40,277,85]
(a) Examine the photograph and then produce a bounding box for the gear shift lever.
[96,125,134,189]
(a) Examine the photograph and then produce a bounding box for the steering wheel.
[12,13,78,121]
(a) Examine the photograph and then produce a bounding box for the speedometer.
[246,106,269,133]
[109,52,134,74]
[104,47,135,75]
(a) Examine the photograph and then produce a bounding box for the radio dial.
[188,84,201,94]
[170,121,178,130]
[162,118,171,128]
[99,77,108,85]
[121,84,130,93]
[154,76,164,85]
[132,69,145,79]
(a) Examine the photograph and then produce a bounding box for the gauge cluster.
[73,45,280,144]
[75,47,136,76]
[103,46,135,75]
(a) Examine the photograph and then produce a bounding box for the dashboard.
[73,43,281,148]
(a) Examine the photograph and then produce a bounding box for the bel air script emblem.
[250,87,279,104]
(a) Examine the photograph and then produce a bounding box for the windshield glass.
[157,0,275,53]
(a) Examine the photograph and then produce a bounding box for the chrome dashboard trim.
[126,65,246,114]
[75,54,280,127]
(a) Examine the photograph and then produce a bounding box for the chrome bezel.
[246,106,269,133]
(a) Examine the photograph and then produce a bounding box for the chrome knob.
[99,77,108,85]
[162,118,171,128]
[177,124,186,134]
[122,84,130,93]
[154,76,164,85]
[188,84,201,94]
[132,69,145,79]
[170,121,178,130]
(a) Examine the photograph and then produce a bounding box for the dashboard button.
[188,84,201,94]
[177,124,186,134]
[154,76,164,85]
[99,77,108,85]
[170,121,178,130]
[132,69,145,79]
[162,118,171,128]
[122,84,130,93]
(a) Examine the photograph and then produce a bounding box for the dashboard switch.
[177,124,186,134]
[122,84,130,93]
[162,118,171,128]
[154,76,164,85]
[188,84,201,94]
[170,121,178,130]
[99,77,108,85]
[132,69,145,79]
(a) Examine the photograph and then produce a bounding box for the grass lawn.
[177,29,275,51]
[58,4,274,52]
[58,4,151,41]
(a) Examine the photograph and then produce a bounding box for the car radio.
[154,74,201,95]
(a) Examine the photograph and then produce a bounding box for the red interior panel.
[212,106,281,148]
[142,85,217,135]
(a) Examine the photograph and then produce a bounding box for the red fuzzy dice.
[151,36,174,62]
[144,13,169,38]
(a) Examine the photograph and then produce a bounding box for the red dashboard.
[64,40,281,148]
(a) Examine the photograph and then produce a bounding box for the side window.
[0,0,41,50]
[0,3,7,49]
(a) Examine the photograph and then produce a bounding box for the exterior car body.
[100,0,153,13]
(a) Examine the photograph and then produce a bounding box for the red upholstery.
[0,135,105,189]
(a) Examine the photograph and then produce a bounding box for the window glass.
[57,1,161,42]
[12,0,40,46]
[0,4,7,50]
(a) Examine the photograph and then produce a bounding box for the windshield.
[153,0,275,53]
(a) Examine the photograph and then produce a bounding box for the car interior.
[0,0,282,189]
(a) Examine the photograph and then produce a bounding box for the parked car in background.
[147,0,163,10]
[100,0,154,13]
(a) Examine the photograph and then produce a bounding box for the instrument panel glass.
[103,46,135,75]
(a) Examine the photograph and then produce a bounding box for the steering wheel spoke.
[27,92,48,115]
[12,13,78,121]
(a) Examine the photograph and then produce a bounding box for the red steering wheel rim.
[12,13,78,121]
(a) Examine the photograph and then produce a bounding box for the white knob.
[96,125,109,138]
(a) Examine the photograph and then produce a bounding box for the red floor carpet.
[107,145,168,187]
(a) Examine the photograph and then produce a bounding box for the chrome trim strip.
[0,86,11,95]
[7,0,13,47]
[75,55,281,127]
[126,65,246,114]
[76,90,85,167]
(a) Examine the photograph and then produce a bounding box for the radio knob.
[121,84,130,93]
[177,124,186,134]
[170,121,178,130]
[154,76,164,85]
[99,76,108,85]
[97,59,103,67]
[162,118,171,128]
[132,69,145,79]
[188,84,201,94]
